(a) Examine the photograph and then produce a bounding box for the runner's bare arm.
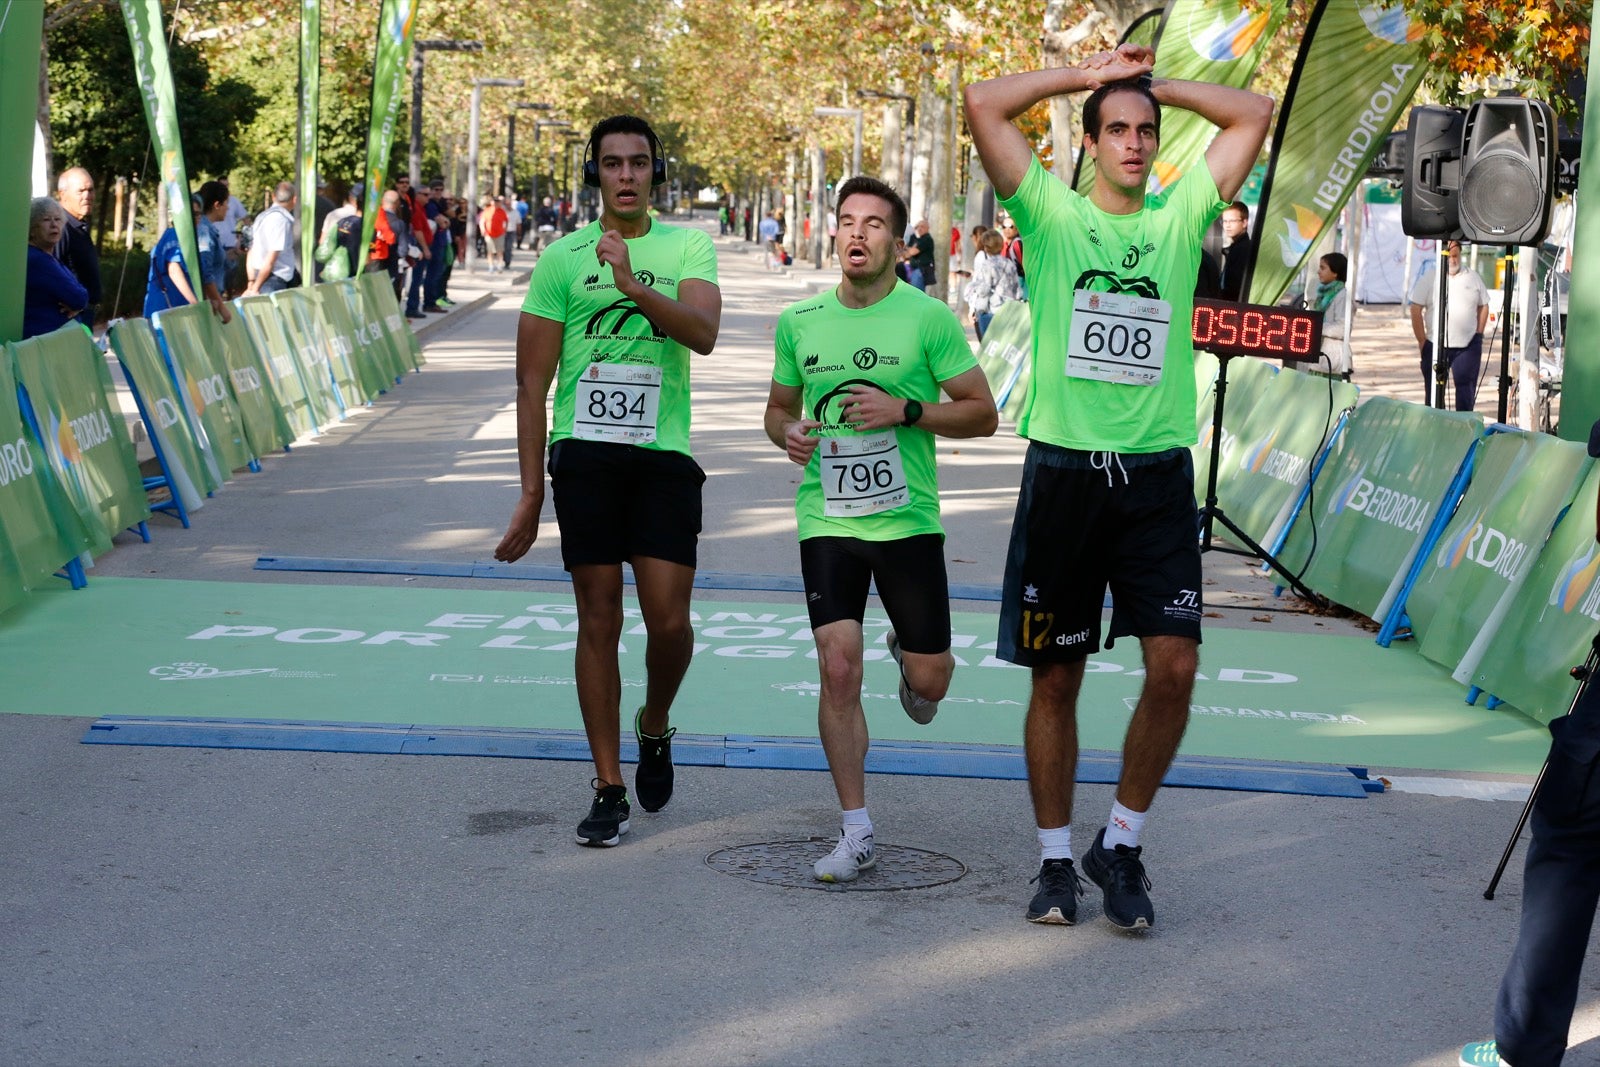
[964,45,1155,201]
[596,230,721,353]
[839,367,998,438]
[494,312,563,562]
[764,380,821,466]
[1163,79,1275,203]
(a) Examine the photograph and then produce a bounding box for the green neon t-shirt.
[772,282,978,542]
[521,219,718,456]
[999,155,1223,453]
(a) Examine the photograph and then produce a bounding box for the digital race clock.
[1191,298,1324,362]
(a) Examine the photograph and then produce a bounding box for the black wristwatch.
[901,399,923,427]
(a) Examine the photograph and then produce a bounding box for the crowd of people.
[20,166,591,340]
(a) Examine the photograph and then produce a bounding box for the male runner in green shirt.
[764,176,997,882]
[965,45,1272,928]
[495,115,721,848]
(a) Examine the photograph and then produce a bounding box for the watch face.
[903,399,923,426]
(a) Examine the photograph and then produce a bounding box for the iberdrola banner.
[1073,0,1284,197]
[1244,0,1426,305]
[0,1,44,343]
[358,0,420,270]
[1557,10,1600,444]
[298,0,321,285]
[121,0,202,300]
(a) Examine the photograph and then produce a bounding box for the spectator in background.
[217,178,249,294]
[244,181,300,295]
[52,167,100,329]
[368,188,406,301]
[423,178,451,313]
[479,195,508,274]
[534,196,559,252]
[1000,215,1025,298]
[513,192,530,250]
[404,184,435,317]
[1311,252,1351,380]
[901,218,935,291]
[1410,239,1489,410]
[965,229,1022,341]
[196,181,233,324]
[25,197,88,339]
[143,192,202,318]
[1217,201,1252,301]
[313,176,336,261]
[500,195,516,272]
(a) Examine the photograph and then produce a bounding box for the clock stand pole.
[1196,352,1324,605]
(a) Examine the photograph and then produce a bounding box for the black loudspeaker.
[1366,130,1408,181]
[1459,97,1557,245]
[1401,105,1464,239]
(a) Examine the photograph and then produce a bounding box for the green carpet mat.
[0,576,1554,775]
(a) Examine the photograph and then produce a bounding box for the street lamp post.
[467,77,524,272]
[813,106,863,178]
[410,39,483,186]
[507,102,553,203]
[530,119,571,216]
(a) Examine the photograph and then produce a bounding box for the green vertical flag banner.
[1557,9,1600,443]
[298,0,322,286]
[358,0,420,271]
[1244,0,1426,305]
[1074,0,1284,197]
[0,1,44,344]
[11,327,150,553]
[121,0,202,301]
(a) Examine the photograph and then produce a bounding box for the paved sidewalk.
[4,214,1595,1067]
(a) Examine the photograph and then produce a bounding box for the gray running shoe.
[886,630,938,724]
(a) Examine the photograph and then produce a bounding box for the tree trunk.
[910,72,937,230]
[928,89,951,302]
[881,102,901,189]
[1042,1,1114,179]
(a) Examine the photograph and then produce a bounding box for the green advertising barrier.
[1403,431,1590,680]
[974,300,1031,422]
[310,285,378,406]
[217,314,296,457]
[108,319,210,509]
[275,288,365,411]
[326,280,394,401]
[269,291,344,428]
[0,340,95,604]
[1191,355,1276,507]
[152,308,255,481]
[1277,398,1482,620]
[358,271,423,377]
[1469,463,1600,723]
[236,295,320,440]
[1191,349,1221,495]
[10,326,148,550]
[158,303,284,466]
[1211,369,1358,549]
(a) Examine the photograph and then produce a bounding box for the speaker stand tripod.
[1197,352,1324,605]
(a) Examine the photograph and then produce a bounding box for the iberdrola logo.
[1277,204,1323,266]
[1188,5,1273,61]
[1358,4,1425,45]
[1240,428,1280,474]
[50,409,82,465]
[1147,161,1183,196]
[1549,540,1600,613]
[1437,509,1485,569]
[387,0,417,43]
[1327,463,1368,516]
[186,370,208,416]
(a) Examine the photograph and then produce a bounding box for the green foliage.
[47,4,263,191]
[96,246,152,322]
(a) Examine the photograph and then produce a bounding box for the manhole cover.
[705,838,967,892]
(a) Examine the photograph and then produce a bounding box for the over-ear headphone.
[582,120,668,189]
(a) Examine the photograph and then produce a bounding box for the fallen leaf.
[1251,614,1273,623]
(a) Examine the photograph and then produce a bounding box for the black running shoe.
[1025,857,1085,925]
[634,707,676,813]
[575,779,630,847]
[1082,827,1155,930]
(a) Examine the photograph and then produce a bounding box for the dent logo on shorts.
[853,347,879,370]
[1054,627,1090,647]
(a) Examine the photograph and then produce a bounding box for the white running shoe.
[887,630,939,725]
[813,830,876,882]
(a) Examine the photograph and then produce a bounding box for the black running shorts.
[547,438,705,569]
[798,534,952,654]
[997,442,1203,665]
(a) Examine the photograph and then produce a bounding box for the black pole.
[1497,246,1516,423]
[1433,247,1451,409]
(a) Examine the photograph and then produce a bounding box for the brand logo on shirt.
[853,347,879,370]
[585,298,665,341]
[1073,269,1162,300]
[584,273,602,286]
[803,354,820,368]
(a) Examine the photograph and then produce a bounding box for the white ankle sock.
[842,807,872,839]
[1037,825,1072,862]
[1104,801,1147,851]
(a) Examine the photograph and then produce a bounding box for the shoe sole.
[1083,853,1154,931]
[575,817,630,847]
[887,631,938,725]
[1026,907,1075,925]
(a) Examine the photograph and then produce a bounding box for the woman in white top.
[1313,252,1352,380]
